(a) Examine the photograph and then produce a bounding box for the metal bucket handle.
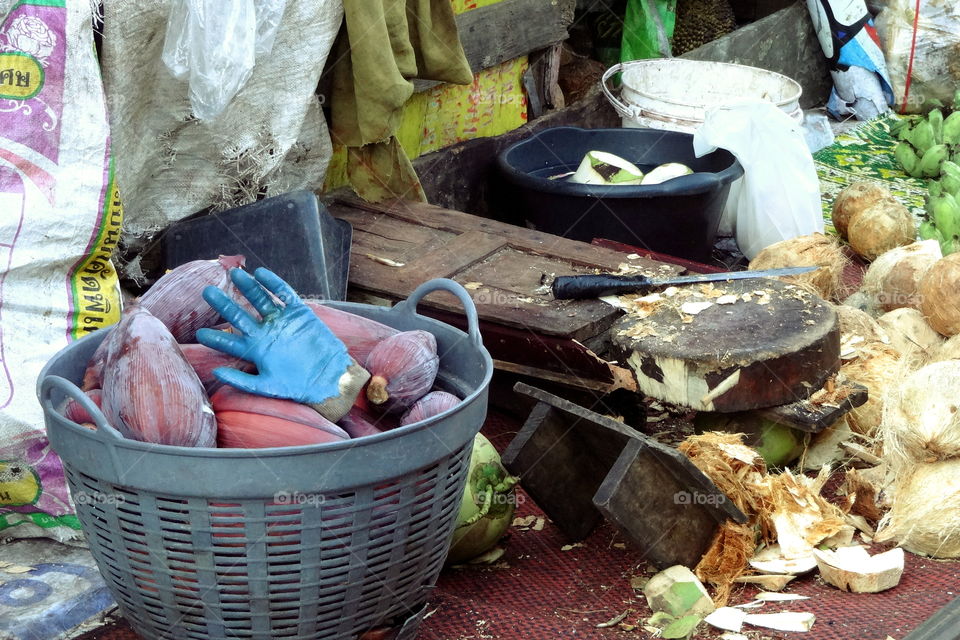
[601,63,642,122]
[392,278,482,347]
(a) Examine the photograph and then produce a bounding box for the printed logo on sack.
[0,13,56,100]
[0,52,42,100]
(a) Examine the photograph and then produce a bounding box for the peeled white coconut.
[875,460,960,558]
[640,162,693,185]
[879,361,960,468]
[877,307,944,366]
[569,150,644,185]
[861,240,942,312]
[812,546,904,593]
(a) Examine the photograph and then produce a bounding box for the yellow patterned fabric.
[814,114,926,233]
[324,0,529,194]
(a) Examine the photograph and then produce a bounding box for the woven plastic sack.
[101,0,342,262]
[0,0,122,541]
[876,0,960,113]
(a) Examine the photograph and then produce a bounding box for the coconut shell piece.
[813,546,904,593]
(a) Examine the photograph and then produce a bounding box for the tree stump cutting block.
[610,278,840,412]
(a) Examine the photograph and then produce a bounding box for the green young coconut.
[446,433,518,565]
[569,150,645,185]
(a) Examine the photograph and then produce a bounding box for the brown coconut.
[833,182,892,239]
[835,304,889,344]
[874,460,960,558]
[877,307,944,368]
[878,361,960,468]
[847,198,916,262]
[861,240,942,311]
[748,233,848,300]
[840,342,902,435]
[919,253,960,336]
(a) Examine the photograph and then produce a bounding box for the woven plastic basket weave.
[38,279,492,640]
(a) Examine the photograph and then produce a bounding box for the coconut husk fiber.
[840,341,902,435]
[832,181,892,239]
[874,460,960,558]
[919,253,960,337]
[927,334,960,364]
[878,361,960,470]
[694,520,756,607]
[677,432,769,520]
[748,233,848,301]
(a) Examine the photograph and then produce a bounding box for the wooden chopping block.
[610,278,840,412]
[503,383,746,569]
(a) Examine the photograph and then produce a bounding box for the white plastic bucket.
[602,59,804,133]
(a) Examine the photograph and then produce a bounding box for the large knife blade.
[551,266,818,300]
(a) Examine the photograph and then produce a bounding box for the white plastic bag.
[693,101,824,260]
[161,0,287,121]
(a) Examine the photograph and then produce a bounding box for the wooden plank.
[328,198,682,341]
[413,0,575,91]
[503,383,745,555]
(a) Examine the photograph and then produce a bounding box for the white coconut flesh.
[569,150,644,185]
[641,162,694,185]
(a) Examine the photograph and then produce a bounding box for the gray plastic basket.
[37,279,492,640]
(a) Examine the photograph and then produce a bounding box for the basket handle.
[601,63,641,122]
[395,278,482,347]
[39,375,125,441]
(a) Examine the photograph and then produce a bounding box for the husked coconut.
[874,460,960,558]
[832,181,892,239]
[840,342,901,435]
[847,198,916,262]
[861,240,942,311]
[928,334,960,364]
[835,304,889,345]
[879,361,960,467]
[748,233,847,300]
[877,307,944,367]
[919,253,960,336]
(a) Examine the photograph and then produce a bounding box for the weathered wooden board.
[328,198,681,341]
[413,0,575,91]
[503,383,745,566]
[328,197,683,391]
[610,278,841,412]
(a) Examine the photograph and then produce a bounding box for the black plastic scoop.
[551,266,817,300]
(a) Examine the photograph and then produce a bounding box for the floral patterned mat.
[814,114,927,233]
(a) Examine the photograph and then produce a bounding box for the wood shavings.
[699,283,724,298]
[464,282,483,290]
[365,254,405,267]
[561,543,585,551]
[681,301,714,315]
[717,294,738,305]
[663,286,680,297]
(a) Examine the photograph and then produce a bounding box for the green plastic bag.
[621,0,677,61]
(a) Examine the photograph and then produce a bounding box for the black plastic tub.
[497,127,743,261]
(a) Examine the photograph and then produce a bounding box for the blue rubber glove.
[196,267,369,422]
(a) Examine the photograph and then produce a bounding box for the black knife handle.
[551,274,654,300]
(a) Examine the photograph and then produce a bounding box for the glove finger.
[202,284,261,335]
[230,268,281,318]
[212,367,267,396]
[254,267,304,309]
[196,328,253,360]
